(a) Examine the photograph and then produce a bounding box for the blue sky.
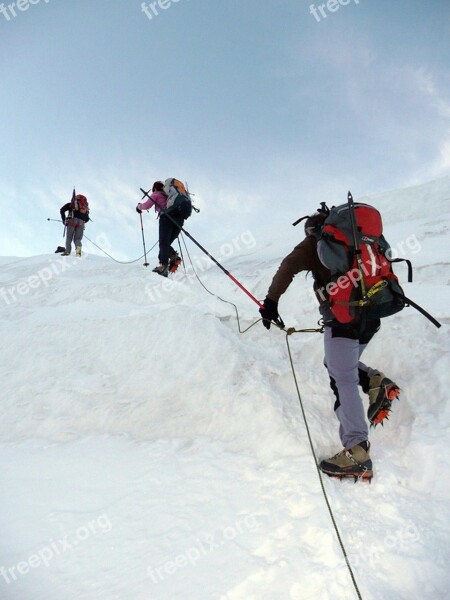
[1,0,449,259]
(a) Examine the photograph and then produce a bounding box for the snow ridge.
[0,178,449,599]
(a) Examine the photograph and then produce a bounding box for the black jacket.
[60,203,89,223]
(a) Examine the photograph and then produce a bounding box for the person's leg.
[324,326,368,449]
[358,361,380,393]
[356,318,381,386]
[158,215,172,266]
[167,216,184,258]
[354,319,399,424]
[73,220,84,255]
[64,223,75,254]
[321,327,372,479]
[320,319,385,479]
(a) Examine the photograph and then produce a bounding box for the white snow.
[1,177,449,600]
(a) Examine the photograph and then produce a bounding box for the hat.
[304,212,326,236]
[152,181,164,192]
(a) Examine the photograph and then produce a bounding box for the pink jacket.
[138,191,168,213]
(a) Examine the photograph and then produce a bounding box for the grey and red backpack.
[294,192,440,328]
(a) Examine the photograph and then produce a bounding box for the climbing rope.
[285,330,363,600]
[47,218,159,265]
[181,233,363,600]
[180,234,260,334]
[82,233,158,265]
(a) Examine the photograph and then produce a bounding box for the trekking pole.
[46,217,66,238]
[140,187,267,312]
[177,236,186,273]
[139,212,150,267]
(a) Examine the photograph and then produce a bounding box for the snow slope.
[1,178,449,600]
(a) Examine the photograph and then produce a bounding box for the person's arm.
[260,237,316,329]
[60,203,71,222]
[267,238,315,302]
[137,196,155,212]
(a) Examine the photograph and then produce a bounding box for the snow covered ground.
[1,178,449,600]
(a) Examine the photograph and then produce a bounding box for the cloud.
[413,66,450,118]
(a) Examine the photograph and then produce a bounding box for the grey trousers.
[324,322,380,449]
[65,218,85,253]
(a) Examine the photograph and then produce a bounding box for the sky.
[1,0,449,259]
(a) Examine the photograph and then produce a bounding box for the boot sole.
[320,467,373,483]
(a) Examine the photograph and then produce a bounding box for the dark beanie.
[152,181,164,192]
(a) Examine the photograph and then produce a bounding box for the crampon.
[321,467,373,483]
[368,379,400,427]
[320,465,373,484]
[169,257,182,273]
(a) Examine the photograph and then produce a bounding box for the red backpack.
[72,194,89,215]
[294,192,440,328]
[316,193,407,324]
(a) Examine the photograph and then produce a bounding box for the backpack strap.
[401,294,441,328]
[388,257,413,282]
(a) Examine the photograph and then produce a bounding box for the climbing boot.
[152,264,169,278]
[319,442,373,482]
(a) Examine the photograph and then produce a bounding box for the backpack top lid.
[353,204,383,238]
[164,178,190,198]
[73,194,89,213]
[324,202,383,246]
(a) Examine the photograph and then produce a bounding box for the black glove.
[259,297,284,330]
[136,205,142,214]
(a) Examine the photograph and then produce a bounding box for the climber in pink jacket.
[137,189,168,213]
[136,181,183,277]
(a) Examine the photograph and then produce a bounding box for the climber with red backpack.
[260,193,411,482]
[60,190,90,257]
[136,179,192,277]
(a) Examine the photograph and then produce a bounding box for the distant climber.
[60,192,90,257]
[136,181,183,277]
